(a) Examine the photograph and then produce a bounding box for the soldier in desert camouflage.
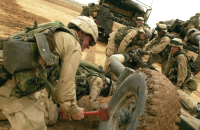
[140,24,171,73]
[163,38,198,112]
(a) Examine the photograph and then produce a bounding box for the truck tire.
[98,68,181,130]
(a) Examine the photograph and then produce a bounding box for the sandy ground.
[0,0,200,129]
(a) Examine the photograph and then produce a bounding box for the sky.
[74,0,200,29]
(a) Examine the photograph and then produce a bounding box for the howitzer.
[182,43,200,54]
[108,48,157,77]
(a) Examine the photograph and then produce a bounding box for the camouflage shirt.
[163,50,191,86]
[144,33,171,59]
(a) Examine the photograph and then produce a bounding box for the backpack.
[2,21,77,97]
[3,21,77,74]
[114,26,136,45]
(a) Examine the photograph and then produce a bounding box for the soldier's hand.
[174,85,180,90]
[105,61,111,74]
[59,107,73,120]
[71,107,84,120]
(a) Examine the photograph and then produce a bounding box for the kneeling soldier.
[163,38,198,111]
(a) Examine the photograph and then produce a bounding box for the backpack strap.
[34,33,53,66]
[45,26,78,51]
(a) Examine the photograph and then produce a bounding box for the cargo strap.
[34,33,53,66]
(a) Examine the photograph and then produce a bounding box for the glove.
[138,49,148,55]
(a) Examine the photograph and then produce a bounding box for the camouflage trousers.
[0,76,58,130]
[147,54,168,73]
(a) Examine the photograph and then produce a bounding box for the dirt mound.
[0,0,50,38]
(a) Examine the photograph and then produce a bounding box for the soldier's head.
[155,24,167,36]
[195,12,200,17]
[138,28,151,40]
[100,77,112,97]
[135,17,144,27]
[88,3,95,7]
[170,38,183,54]
[68,16,98,51]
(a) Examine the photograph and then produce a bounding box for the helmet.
[88,3,95,7]
[195,12,200,16]
[139,28,152,39]
[156,21,165,25]
[68,16,98,46]
[155,24,167,32]
[170,38,183,49]
[136,17,144,23]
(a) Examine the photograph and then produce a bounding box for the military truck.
[98,52,200,130]
[81,0,152,38]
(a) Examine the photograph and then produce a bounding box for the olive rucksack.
[114,26,135,45]
[2,21,77,97]
[3,21,77,74]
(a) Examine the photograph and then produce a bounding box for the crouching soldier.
[74,60,116,124]
[140,24,171,73]
[0,16,98,130]
[163,38,198,111]
[104,26,151,71]
[75,60,115,111]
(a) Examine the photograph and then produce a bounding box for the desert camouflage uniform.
[76,60,106,111]
[105,28,140,68]
[0,31,81,130]
[163,38,198,110]
[0,16,98,130]
[144,34,170,73]
[164,51,198,110]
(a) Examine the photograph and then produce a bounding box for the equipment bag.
[114,26,135,45]
[3,21,77,74]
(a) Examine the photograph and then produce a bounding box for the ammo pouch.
[13,67,53,97]
[3,33,59,74]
